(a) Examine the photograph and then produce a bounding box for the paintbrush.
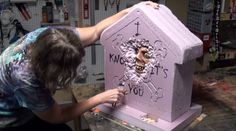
[112,82,126,108]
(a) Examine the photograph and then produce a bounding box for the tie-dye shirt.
[0,27,73,128]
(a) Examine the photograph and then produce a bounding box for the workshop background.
[0,0,235,131]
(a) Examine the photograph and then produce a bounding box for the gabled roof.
[101,4,203,64]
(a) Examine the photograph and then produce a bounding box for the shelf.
[209,59,236,69]
[10,0,37,3]
[41,21,71,27]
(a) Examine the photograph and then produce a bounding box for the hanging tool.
[109,0,115,8]
[20,4,31,19]
[95,0,99,10]
[116,0,120,12]
[0,21,4,52]
[104,0,108,11]
[15,3,31,21]
[83,0,89,19]
[210,0,221,61]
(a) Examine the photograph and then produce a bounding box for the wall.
[11,0,77,31]
[80,0,142,84]
[166,0,188,24]
[12,1,42,31]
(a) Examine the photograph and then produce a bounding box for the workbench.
[71,66,236,131]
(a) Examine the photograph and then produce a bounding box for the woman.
[0,1,159,131]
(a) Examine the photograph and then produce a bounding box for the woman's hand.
[123,1,159,14]
[78,1,159,47]
[96,87,126,104]
[141,1,160,9]
[136,1,160,9]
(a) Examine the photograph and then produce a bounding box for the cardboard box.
[188,0,214,12]
[187,11,213,33]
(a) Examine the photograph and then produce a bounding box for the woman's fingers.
[118,92,124,97]
[111,94,119,99]
[111,87,127,107]
[102,87,127,106]
[117,87,127,95]
[143,1,159,9]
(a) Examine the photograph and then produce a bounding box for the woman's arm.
[34,88,125,124]
[77,8,129,47]
[77,1,159,47]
